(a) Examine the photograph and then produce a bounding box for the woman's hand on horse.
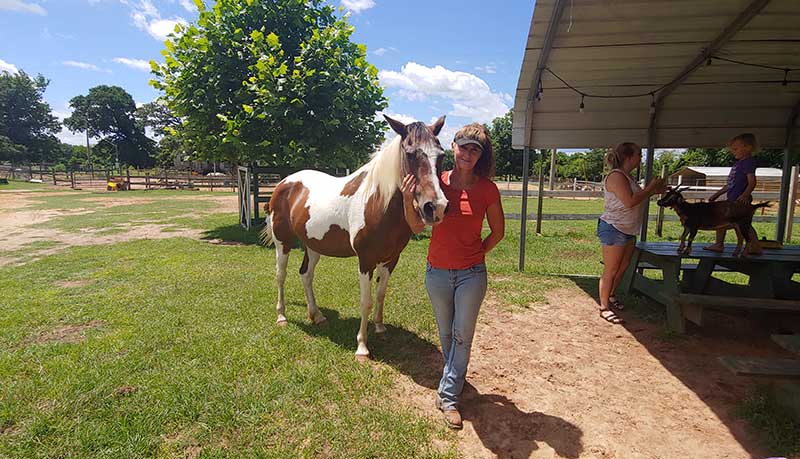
[401,174,416,202]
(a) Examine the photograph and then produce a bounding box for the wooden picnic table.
[618,241,800,333]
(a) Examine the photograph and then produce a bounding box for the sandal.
[609,296,625,310]
[599,308,625,324]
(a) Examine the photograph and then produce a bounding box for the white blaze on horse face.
[426,149,447,220]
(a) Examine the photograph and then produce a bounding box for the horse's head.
[657,186,687,207]
[384,115,449,225]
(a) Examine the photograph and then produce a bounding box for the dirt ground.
[0,189,238,267]
[1,188,794,458]
[394,287,799,458]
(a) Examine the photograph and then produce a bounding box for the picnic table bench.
[618,241,800,333]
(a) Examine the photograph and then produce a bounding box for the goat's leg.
[678,226,689,253]
[683,227,699,255]
[731,224,744,256]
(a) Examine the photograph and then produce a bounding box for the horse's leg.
[300,248,326,325]
[373,263,391,335]
[356,268,374,359]
[274,238,290,326]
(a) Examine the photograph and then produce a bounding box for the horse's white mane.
[358,135,403,211]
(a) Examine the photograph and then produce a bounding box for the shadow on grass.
[295,306,584,458]
[201,224,264,246]
[559,273,794,458]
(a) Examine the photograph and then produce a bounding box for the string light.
[543,55,797,115]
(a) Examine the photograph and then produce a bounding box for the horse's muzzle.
[420,199,448,225]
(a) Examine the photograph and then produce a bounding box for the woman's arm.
[737,173,757,203]
[606,172,665,209]
[401,174,425,234]
[481,200,505,254]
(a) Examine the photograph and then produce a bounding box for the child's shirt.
[726,156,756,201]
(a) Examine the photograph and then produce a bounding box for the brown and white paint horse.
[262,115,449,358]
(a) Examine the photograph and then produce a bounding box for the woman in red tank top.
[401,123,504,429]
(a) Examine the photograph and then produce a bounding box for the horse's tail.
[752,201,771,210]
[259,214,274,246]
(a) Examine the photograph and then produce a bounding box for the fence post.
[39,163,44,181]
[163,168,168,188]
[210,174,214,192]
[655,164,667,237]
[52,169,57,185]
[145,172,150,190]
[785,165,799,243]
[70,171,75,189]
[549,148,557,191]
[126,167,131,190]
[186,169,191,189]
[572,177,577,191]
[252,165,260,222]
[28,164,33,180]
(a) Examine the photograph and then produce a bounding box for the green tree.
[136,101,185,167]
[0,71,61,163]
[151,0,387,169]
[63,85,154,168]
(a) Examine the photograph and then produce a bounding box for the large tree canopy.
[151,0,387,169]
[64,85,154,168]
[0,71,60,163]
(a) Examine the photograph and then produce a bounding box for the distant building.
[669,167,784,192]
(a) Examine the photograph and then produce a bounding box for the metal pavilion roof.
[512,0,800,150]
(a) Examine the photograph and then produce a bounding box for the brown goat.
[657,186,769,256]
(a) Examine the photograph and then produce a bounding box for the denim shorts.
[597,219,635,246]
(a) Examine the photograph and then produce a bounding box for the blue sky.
[0,0,534,146]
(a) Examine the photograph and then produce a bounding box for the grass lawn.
[1,189,797,457]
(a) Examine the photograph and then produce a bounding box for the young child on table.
[704,133,760,253]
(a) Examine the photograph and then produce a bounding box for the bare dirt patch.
[54,279,92,288]
[27,320,104,345]
[392,285,778,459]
[0,190,239,267]
[114,385,138,397]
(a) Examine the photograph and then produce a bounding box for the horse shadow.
[293,306,442,389]
[293,305,584,457]
[200,224,264,246]
[461,383,583,459]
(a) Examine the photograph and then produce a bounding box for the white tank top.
[600,169,643,236]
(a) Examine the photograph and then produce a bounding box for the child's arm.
[737,173,757,203]
[709,185,728,202]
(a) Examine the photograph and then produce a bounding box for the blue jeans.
[425,262,488,410]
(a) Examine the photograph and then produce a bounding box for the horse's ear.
[429,115,446,136]
[384,115,407,137]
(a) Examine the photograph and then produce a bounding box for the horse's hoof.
[374,323,387,335]
[314,316,328,327]
[355,353,370,362]
[276,319,288,327]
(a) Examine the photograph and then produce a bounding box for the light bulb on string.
[579,94,585,113]
[649,93,656,115]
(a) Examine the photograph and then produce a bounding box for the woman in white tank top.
[597,143,666,324]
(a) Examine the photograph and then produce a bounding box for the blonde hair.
[605,142,640,170]
[453,123,495,178]
[728,133,759,152]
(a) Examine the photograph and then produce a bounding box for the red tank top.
[427,171,501,269]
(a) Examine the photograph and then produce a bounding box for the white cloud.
[0,58,19,74]
[0,0,46,15]
[113,57,151,72]
[126,0,188,41]
[373,47,387,56]
[341,0,375,14]
[378,62,510,124]
[177,0,195,12]
[474,64,497,74]
[63,60,112,73]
